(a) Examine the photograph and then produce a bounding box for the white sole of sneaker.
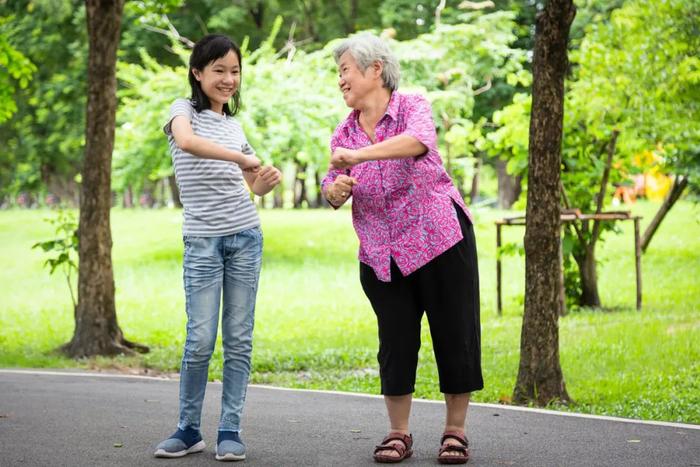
[154,440,206,458]
[215,452,246,461]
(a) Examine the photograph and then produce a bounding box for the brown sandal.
[373,432,413,463]
[437,431,469,464]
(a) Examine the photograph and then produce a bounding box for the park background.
[0,0,698,424]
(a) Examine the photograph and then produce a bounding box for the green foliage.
[0,16,36,122]
[486,92,530,177]
[2,0,530,202]
[572,0,700,184]
[0,0,87,201]
[481,0,700,304]
[111,10,526,197]
[114,49,187,194]
[496,240,524,259]
[31,209,78,309]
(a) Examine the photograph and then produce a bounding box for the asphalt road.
[0,369,698,466]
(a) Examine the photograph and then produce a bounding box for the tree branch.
[473,76,493,96]
[141,15,195,48]
[435,0,447,28]
[458,1,495,9]
[591,129,620,244]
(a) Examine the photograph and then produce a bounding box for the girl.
[154,34,281,461]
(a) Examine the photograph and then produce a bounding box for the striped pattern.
[164,99,259,237]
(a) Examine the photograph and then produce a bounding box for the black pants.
[360,203,483,395]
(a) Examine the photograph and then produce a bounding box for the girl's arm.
[170,115,260,170]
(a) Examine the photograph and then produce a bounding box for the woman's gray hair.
[333,33,400,91]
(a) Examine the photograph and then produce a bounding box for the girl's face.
[192,50,240,113]
[337,51,381,110]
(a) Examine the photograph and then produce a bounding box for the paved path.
[0,370,698,466]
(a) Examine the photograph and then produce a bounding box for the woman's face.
[337,51,381,109]
[193,50,240,113]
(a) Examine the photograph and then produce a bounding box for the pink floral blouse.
[322,92,473,282]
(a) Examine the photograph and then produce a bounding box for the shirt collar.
[349,91,400,129]
[385,91,400,121]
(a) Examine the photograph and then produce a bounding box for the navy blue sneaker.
[154,428,206,458]
[215,431,246,461]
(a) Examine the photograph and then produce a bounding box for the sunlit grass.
[0,201,698,423]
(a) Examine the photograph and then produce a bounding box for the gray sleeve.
[241,140,255,156]
[239,127,255,156]
[163,98,194,135]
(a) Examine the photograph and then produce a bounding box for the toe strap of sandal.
[439,431,469,456]
[439,443,468,456]
[374,432,413,455]
[440,431,468,448]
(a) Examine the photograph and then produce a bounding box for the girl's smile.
[193,50,241,114]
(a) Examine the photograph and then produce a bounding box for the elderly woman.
[322,34,483,464]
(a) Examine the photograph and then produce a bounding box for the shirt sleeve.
[163,98,194,136]
[402,95,438,155]
[241,140,255,156]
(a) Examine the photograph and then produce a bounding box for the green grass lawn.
[0,201,698,424]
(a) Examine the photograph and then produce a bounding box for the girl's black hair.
[188,34,242,116]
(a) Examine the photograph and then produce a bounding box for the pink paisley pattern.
[322,92,473,282]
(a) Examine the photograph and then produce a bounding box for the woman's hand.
[331,147,365,169]
[250,165,282,196]
[325,174,358,207]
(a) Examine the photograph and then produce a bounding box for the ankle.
[172,427,202,447]
[217,430,242,445]
[443,426,465,435]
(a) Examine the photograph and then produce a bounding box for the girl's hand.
[249,165,282,196]
[330,147,364,169]
[256,165,282,188]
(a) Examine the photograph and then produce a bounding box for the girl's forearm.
[178,133,246,164]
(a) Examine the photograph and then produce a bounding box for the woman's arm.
[331,96,437,169]
[170,115,261,170]
[331,134,426,168]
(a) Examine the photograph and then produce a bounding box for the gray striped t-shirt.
[164,98,260,237]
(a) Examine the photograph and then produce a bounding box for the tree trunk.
[470,157,481,204]
[570,131,618,308]
[123,185,133,208]
[273,182,284,208]
[168,174,182,208]
[293,162,307,209]
[314,169,329,208]
[43,167,81,208]
[63,0,147,358]
[641,175,688,252]
[248,1,265,29]
[573,243,600,308]
[513,0,575,406]
[495,158,523,209]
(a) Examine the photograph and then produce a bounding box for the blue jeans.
[177,227,263,432]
